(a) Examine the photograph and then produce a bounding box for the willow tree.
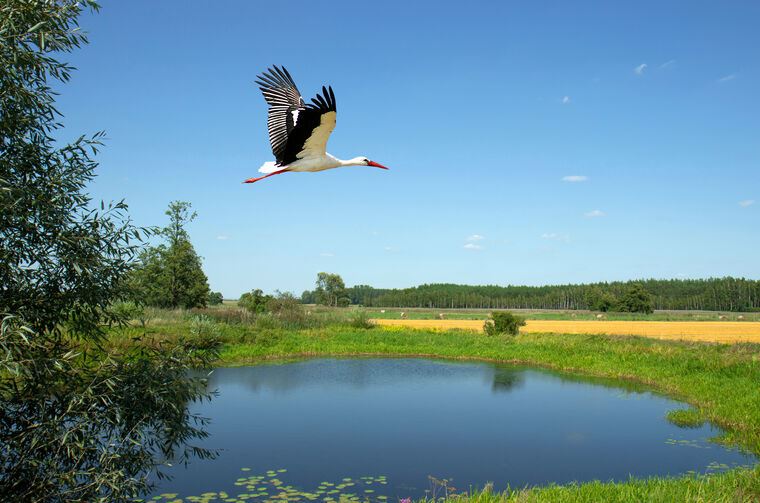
[0,2,217,501]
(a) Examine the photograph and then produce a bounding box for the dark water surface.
[152,358,754,500]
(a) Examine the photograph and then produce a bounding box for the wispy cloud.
[562,175,588,183]
[584,209,606,218]
[660,59,676,69]
[320,252,334,257]
[466,234,484,242]
[739,199,755,208]
[561,96,571,105]
[541,232,569,242]
[216,235,229,240]
[463,243,483,251]
[718,73,737,83]
[634,63,647,75]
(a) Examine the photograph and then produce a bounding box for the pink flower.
[400,499,411,503]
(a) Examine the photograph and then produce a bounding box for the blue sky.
[59,1,759,297]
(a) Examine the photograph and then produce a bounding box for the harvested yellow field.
[373,319,760,344]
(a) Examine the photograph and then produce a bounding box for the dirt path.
[373,319,760,344]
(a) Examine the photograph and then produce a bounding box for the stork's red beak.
[367,160,389,170]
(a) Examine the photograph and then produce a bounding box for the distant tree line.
[301,277,760,312]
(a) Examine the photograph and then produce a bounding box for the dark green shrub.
[616,283,654,314]
[348,310,375,329]
[484,311,526,336]
[238,289,271,314]
[208,291,224,305]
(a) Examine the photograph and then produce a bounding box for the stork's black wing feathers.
[256,66,337,165]
[255,65,305,164]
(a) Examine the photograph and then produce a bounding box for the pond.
[151,358,755,501]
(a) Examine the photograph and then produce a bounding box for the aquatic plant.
[666,408,706,429]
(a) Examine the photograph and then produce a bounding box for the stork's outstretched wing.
[256,66,337,166]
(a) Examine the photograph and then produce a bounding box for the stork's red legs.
[243,169,289,184]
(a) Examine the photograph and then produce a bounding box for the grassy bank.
[113,316,760,502]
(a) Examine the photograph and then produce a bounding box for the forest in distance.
[301,277,760,312]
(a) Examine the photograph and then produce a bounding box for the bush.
[617,283,654,314]
[348,310,375,329]
[266,292,309,329]
[239,289,271,314]
[208,291,224,305]
[484,311,526,336]
[188,315,222,348]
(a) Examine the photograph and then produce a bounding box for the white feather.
[258,161,279,173]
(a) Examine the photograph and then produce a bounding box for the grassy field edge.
[118,323,760,501]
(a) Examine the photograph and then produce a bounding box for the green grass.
[112,316,760,502]
[667,408,707,429]
[454,468,760,502]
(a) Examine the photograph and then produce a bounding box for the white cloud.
[634,63,647,75]
[320,252,334,257]
[739,199,755,208]
[466,234,484,242]
[562,175,588,182]
[541,233,569,242]
[584,209,606,218]
[463,243,482,250]
[660,59,676,69]
[383,246,395,252]
[561,96,571,105]
[216,235,229,240]
[718,74,737,83]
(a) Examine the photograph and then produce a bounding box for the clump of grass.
[191,307,252,325]
[666,408,705,429]
[348,310,375,329]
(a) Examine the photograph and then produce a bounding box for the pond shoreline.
[116,323,760,501]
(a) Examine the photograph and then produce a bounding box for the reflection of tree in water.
[491,367,524,393]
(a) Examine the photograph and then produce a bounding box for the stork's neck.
[338,156,367,167]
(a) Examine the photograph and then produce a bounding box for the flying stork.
[243,66,389,184]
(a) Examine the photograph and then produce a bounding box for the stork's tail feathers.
[258,161,280,173]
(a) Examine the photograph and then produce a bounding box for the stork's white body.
[259,154,367,174]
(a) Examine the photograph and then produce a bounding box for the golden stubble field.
[373,319,760,344]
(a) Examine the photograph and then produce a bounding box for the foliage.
[189,315,221,348]
[128,201,210,309]
[239,289,272,314]
[302,278,760,312]
[266,291,309,328]
[348,310,375,329]
[616,283,654,314]
[0,2,217,500]
[110,300,145,322]
[207,291,224,305]
[666,408,705,429]
[314,272,347,307]
[484,311,526,336]
[584,287,617,312]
